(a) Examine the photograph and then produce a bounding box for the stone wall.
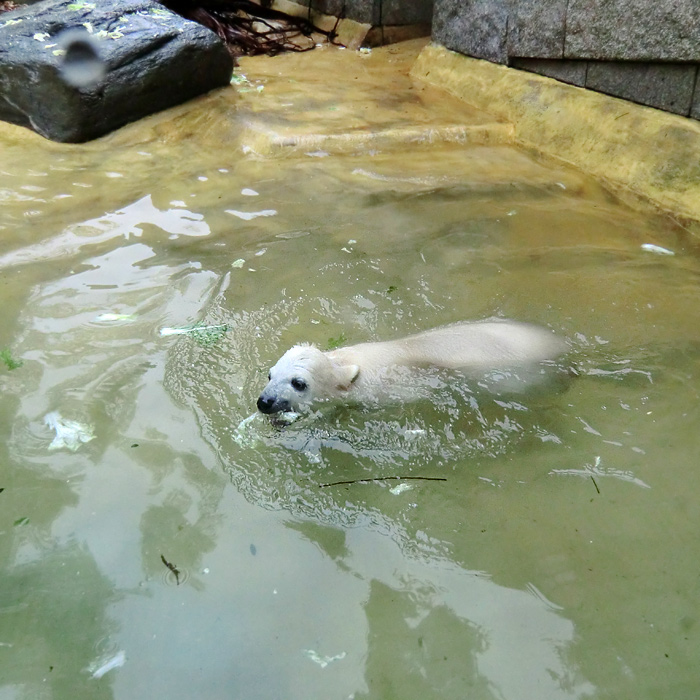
[303,0,433,26]
[432,0,700,120]
[292,0,433,44]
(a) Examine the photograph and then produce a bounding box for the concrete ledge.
[241,122,512,156]
[412,43,700,229]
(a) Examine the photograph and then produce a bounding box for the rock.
[511,58,587,88]
[586,61,697,116]
[507,0,566,59]
[565,0,700,62]
[0,0,233,142]
[311,0,380,26]
[381,0,434,26]
[432,0,509,64]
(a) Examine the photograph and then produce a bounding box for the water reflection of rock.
[0,540,118,699]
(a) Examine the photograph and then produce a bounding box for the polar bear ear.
[335,363,360,391]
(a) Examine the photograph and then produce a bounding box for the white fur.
[257,319,567,414]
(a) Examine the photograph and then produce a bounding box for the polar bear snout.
[257,391,290,415]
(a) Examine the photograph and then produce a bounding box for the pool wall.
[412,43,700,231]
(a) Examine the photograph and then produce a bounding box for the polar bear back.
[327,320,566,374]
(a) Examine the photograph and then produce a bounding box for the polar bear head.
[257,344,359,414]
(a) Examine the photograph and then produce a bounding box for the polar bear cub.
[257,319,567,415]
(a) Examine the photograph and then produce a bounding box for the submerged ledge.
[412,43,700,233]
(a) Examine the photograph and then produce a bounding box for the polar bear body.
[257,319,567,414]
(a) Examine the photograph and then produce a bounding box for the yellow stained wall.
[412,44,700,230]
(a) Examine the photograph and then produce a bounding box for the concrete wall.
[432,0,700,120]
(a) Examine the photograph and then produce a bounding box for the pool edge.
[412,43,700,234]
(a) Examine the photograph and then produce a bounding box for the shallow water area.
[1,40,700,700]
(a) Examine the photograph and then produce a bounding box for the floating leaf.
[325,333,347,350]
[0,348,23,370]
[159,323,230,347]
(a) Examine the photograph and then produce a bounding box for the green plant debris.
[386,285,398,294]
[94,27,125,40]
[67,1,96,9]
[325,333,347,350]
[1,348,23,370]
[230,73,251,86]
[13,517,29,527]
[159,323,230,347]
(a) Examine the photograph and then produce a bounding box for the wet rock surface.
[0,0,233,142]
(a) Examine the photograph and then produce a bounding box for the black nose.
[257,395,275,414]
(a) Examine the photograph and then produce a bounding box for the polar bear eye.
[291,378,307,392]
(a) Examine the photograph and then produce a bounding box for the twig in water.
[160,554,181,585]
[319,475,447,488]
[590,476,600,494]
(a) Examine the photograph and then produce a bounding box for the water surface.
[1,44,699,700]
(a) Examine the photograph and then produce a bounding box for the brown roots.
[159,0,344,58]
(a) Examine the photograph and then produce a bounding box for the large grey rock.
[565,0,700,61]
[432,0,509,64]
[382,0,434,26]
[0,0,233,142]
[507,0,566,59]
[586,61,697,116]
[692,80,700,121]
[311,0,380,25]
[511,58,587,87]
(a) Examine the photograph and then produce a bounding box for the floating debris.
[271,410,301,426]
[225,209,277,221]
[320,475,447,488]
[95,313,135,322]
[45,412,95,451]
[159,323,230,346]
[304,649,346,668]
[88,650,126,679]
[0,348,23,370]
[641,243,674,256]
[230,73,250,86]
[233,412,261,447]
[160,554,181,585]
[231,259,245,268]
[550,455,650,489]
[390,483,414,495]
[241,188,259,196]
[325,333,347,350]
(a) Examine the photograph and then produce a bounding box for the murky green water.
[1,55,700,700]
